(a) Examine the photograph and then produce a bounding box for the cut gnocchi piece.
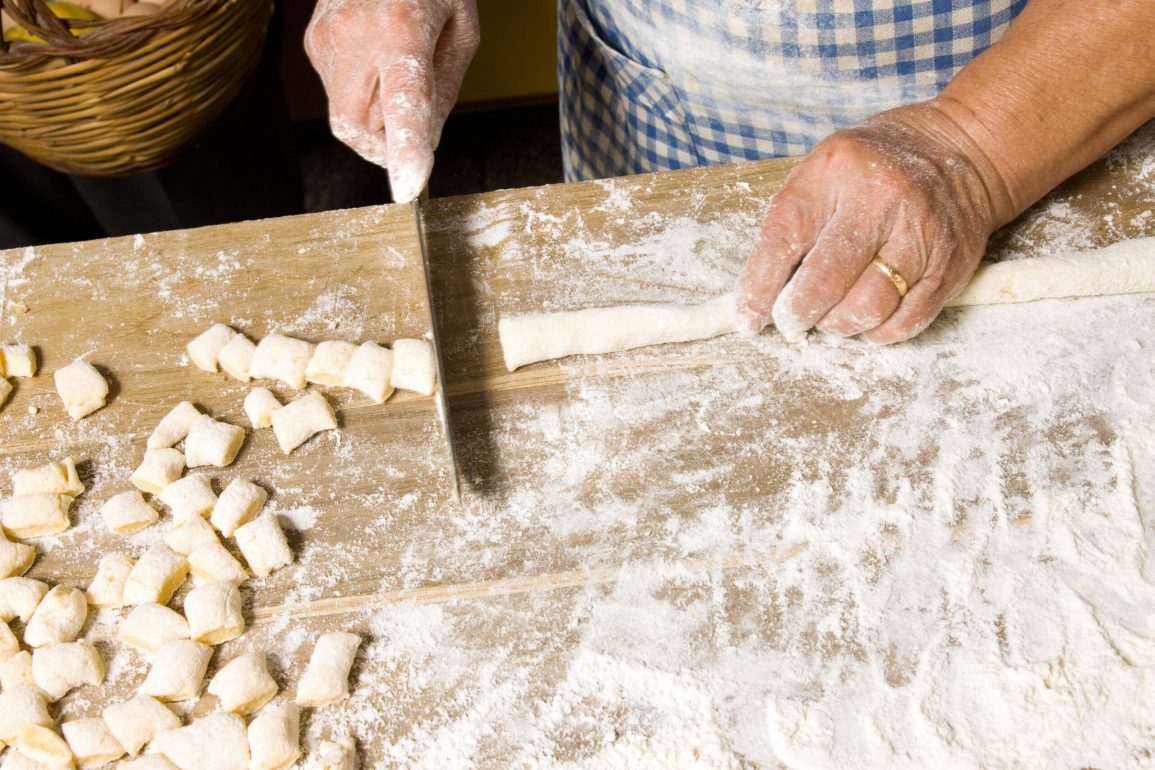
[164,515,218,557]
[31,641,105,701]
[1,345,37,378]
[243,388,282,429]
[184,581,244,645]
[15,724,71,768]
[23,585,87,647]
[343,341,394,403]
[0,530,36,579]
[249,333,314,389]
[0,686,51,742]
[61,717,126,768]
[152,713,249,770]
[139,639,212,701]
[390,338,436,395]
[147,401,202,449]
[207,651,277,715]
[295,632,362,707]
[1,493,72,538]
[12,457,84,497]
[100,490,160,534]
[86,553,134,608]
[0,577,48,622]
[306,340,357,387]
[234,514,293,578]
[122,547,189,606]
[187,541,248,583]
[248,702,301,770]
[157,474,216,524]
[118,604,190,653]
[209,479,267,537]
[271,391,337,454]
[119,756,182,770]
[184,415,245,468]
[312,737,357,770]
[218,334,257,382]
[0,650,33,690]
[187,324,237,373]
[102,695,181,757]
[130,449,185,495]
[53,359,109,420]
[0,620,19,660]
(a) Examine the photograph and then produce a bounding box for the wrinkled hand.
[734,102,1010,344]
[305,0,480,203]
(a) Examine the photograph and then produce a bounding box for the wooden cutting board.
[1,124,1153,765]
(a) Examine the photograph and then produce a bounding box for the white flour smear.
[2,127,1154,769]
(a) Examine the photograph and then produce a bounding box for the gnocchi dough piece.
[1,494,72,538]
[86,553,134,608]
[389,338,436,396]
[184,415,246,468]
[243,388,282,429]
[184,581,244,645]
[0,686,51,742]
[249,334,314,389]
[122,548,189,606]
[209,480,267,537]
[12,457,84,497]
[0,377,10,410]
[14,724,71,768]
[102,695,181,756]
[31,641,105,701]
[152,713,249,770]
[23,585,87,647]
[187,541,248,583]
[53,360,109,420]
[342,341,394,403]
[164,515,218,557]
[147,402,202,449]
[187,324,237,373]
[102,697,179,757]
[271,391,337,454]
[0,620,19,660]
[118,604,190,653]
[218,334,257,382]
[157,474,216,524]
[119,757,181,770]
[248,703,301,770]
[307,340,357,386]
[0,577,48,622]
[207,651,277,715]
[295,632,362,707]
[100,490,159,534]
[61,717,126,768]
[2,345,37,378]
[130,449,185,495]
[234,514,293,578]
[0,752,45,770]
[0,530,36,579]
[312,737,357,770]
[0,650,33,690]
[139,639,212,701]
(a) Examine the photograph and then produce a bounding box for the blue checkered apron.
[559,0,1027,181]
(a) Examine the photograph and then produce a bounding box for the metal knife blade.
[412,197,462,504]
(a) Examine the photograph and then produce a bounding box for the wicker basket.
[0,0,274,176]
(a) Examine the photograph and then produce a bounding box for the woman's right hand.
[304,0,480,203]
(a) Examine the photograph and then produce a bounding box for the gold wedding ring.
[871,256,909,298]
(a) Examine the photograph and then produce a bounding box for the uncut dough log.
[499,294,738,371]
[945,236,1155,307]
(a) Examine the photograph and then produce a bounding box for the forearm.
[931,0,1155,228]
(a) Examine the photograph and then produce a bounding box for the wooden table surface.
[1,122,1154,767]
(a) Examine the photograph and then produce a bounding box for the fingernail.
[770,286,811,337]
[388,152,434,204]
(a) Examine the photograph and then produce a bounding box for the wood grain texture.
[1,125,1154,763]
